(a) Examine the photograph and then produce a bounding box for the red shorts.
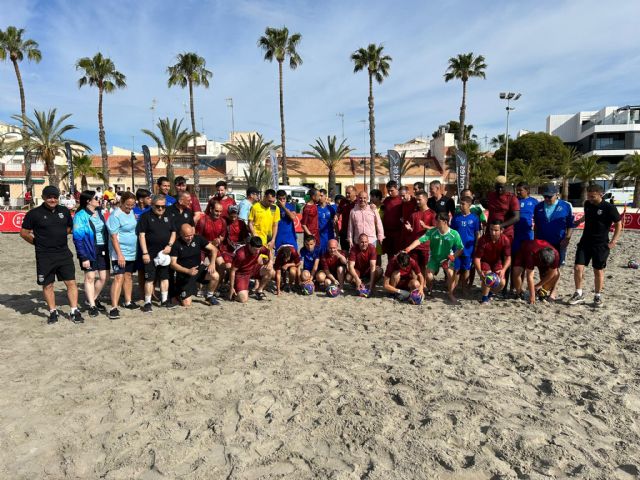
[222,251,234,264]
[409,249,429,268]
[234,265,262,292]
[481,262,503,273]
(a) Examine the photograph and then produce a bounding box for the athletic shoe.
[161,300,178,309]
[94,300,107,312]
[47,310,59,325]
[88,306,100,317]
[122,302,138,310]
[205,295,220,306]
[568,292,585,305]
[594,295,604,308]
[141,302,153,313]
[70,310,84,324]
[108,308,120,320]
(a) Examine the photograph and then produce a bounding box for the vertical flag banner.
[269,150,279,190]
[387,150,401,184]
[64,142,74,195]
[142,145,154,191]
[455,149,468,194]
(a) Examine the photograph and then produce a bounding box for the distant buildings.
[547,105,640,173]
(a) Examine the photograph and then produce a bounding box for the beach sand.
[0,231,639,479]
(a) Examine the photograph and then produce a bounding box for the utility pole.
[150,98,157,130]
[226,98,235,142]
[337,113,345,140]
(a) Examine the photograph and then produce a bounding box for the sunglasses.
[153,205,166,210]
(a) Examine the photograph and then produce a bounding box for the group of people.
[19,174,622,325]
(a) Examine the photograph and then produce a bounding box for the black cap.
[174,176,188,185]
[42,186,60,198]
[541,184,558,196]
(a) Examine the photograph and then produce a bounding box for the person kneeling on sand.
[348,233,383,297]
[170,224,220,306]
[228,236,274,303]
[473,221,512,305]
[383,251,424,301]
[512,239,560,305]
[319,239,348,290]
[274,244,300,294]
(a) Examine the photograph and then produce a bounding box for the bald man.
[170,224,220,306]
[318,238,348,289]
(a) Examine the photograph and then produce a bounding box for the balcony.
[0,162,46,177]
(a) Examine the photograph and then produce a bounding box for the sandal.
[254,291,267,301]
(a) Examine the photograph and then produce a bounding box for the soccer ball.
[409,289,424,305]
[302,282,315,295]
[358,286,370,298]
[628,259,639,269]
[326,285,340,297]
[484,272,501,289]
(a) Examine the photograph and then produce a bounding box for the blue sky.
[1,0,639,156]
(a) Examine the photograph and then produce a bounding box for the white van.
[603,187,634,205]
[278,185,308,202]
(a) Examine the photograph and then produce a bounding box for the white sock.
[50,308,57,314]
[161,291,168,302]
[145,295,152,304]
[70,307,78,314]
[576,289,583,296]
[595,292,601,297]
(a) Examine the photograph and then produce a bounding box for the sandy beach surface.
[0,231,639,479]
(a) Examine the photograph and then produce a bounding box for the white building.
[547,105,640,173]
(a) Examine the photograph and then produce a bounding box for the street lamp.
[130,152,136,191]
[499,91,521,181]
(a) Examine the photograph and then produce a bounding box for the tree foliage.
[225,134,274,191]
[142,118,196,183]
[571,154,607,202]
[303,136,353,196]
[615,151,640,207]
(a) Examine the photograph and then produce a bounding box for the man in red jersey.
[197,201,228,280]
[301,188,320,244]
[348,233,383,295]
[512,239,560,304]
[273,244,300,294]
[221,205,249,269]
[486,175,520,241]
[404,191,435,275]
[229,236,273,302]
[211,180,236,220]
[399,185,417,234]
[473,221,512,304]
[381,180,403,258]
[383,251,424,300]
[336,186,357,251]
[319,238,348,289]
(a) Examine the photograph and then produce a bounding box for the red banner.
[0,211,26,233]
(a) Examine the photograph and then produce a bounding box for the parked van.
[603,187,634,205]
[278,185,308,202]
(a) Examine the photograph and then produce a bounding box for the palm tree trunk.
[459,80,467,144]
[368,72,376,190]
[189,80,199,196]
[166,155,175,185]
[12,58,32,196]
[81,174,88,192]
[561,176,569,201]
[98,84,109,188]
[328,166,336,197]
[45,155,58,188]
[580,182,587,203]
[278,60,288,185]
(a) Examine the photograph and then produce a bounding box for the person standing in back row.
[568,184,621,308]
[20,186,83,324]
[427,180,455,216]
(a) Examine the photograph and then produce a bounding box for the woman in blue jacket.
[72,190,110,317]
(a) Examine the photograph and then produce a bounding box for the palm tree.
[303,136,353,195]
[0,26,42,193]
[444,52,487,144]
[56,154,104,191]
[351,43,392,189]
[615,151,640,207]
[13,109,90,187]
[490,134,509,149]
[571,154,607,202]
[76,52,127,188]
[511,159,549,188]
[142,118,196,183]
[559,146,581,200]
[257,27,303,185]
[380,151,417,185]
[224,134,274,191]
[167,52,212,196]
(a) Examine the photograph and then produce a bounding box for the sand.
[0,231,639,479]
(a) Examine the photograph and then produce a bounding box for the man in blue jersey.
[317,188,337,254]
[533,184,573,266]
[275,189,298,251]
[450,196,482,293]
[513,183,538,254]
[156,177,176,206]
[133,189,152,219]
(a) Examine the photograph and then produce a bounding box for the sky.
[1,0,639,156]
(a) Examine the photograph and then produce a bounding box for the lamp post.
[226,98,235,142]
[130,152,136,191]
[499,92,521,181]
